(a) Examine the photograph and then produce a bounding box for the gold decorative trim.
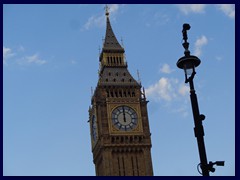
[107,103,143,134]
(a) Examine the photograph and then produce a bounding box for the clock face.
[91,115,97,142]
[112,106,138,131]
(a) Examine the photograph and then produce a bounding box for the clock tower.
[89,7,153,176]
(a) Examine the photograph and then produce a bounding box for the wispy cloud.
[194,35,208,57]
[216,4,235,19]
[176,4,235,19]
[215,56,223,61]
[82,15,105,30]
[154,12,170,26]
[18,45,25,52]
[82,4,121,31]
[3,46,15,64]
[145,77,190,117]
[18,53,47,65]
[4,45,47,66]
[172,105,189,118]
[178,83,189,96]
[159,63,174,74]
[108,4,120,13]
[145,77,176,102]
[145,77,189,102]
[176,4,206,15]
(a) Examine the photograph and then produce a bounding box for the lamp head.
[177,55,201,75]
[183,23,191,31]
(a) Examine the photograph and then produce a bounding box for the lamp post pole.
[188,73,209,176]
[176,23,224,176]
[177,23,209,175]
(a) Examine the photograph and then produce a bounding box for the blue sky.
[3,4,235,176]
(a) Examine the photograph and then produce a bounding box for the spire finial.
[137,69,141,85]
[105,5,110,17]
[91,87,93,97]
[121,37,124,48]
[102,36,104,45]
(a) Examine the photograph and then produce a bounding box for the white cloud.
[145,78,172,101]
[194,35,208,57]
[108,4,120,14]
[4,45,47,66]
[18,53,47,65]
[178,83,189,96]
[82,15,105,30]
[145,77,179,102]
[82,4,121,31]
[216,4,235,19]
[172,105,189,118]
[215,56,223,61]
[18,45,25,52]
[176,4,235,19]
[154,12,170,25]
[3,46,15,64]
[176,4,206,15]
[160,63,173,74]
[145,77,191,117]
[145,77,190,102]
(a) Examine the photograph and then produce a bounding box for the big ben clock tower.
[89,7,153,176]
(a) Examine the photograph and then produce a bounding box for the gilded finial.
[105,5,110,17]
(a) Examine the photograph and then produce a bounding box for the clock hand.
[122,106,126,122]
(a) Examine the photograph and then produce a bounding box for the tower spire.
[101,5,124,53]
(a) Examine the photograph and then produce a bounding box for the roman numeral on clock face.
[112,106,138,131]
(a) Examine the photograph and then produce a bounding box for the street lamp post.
[176,23,224,176]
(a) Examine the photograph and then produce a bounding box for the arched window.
[132,91,135,97]
[119,90,122,97]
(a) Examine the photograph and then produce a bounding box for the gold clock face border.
[108,103,143,134]
[90,106,98,149]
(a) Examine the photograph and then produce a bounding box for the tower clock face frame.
[111,106,138,131]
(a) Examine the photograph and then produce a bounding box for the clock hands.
[112,106,138,131]
[122,106,126,123]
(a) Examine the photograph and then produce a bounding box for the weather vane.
[105,5,110,16]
